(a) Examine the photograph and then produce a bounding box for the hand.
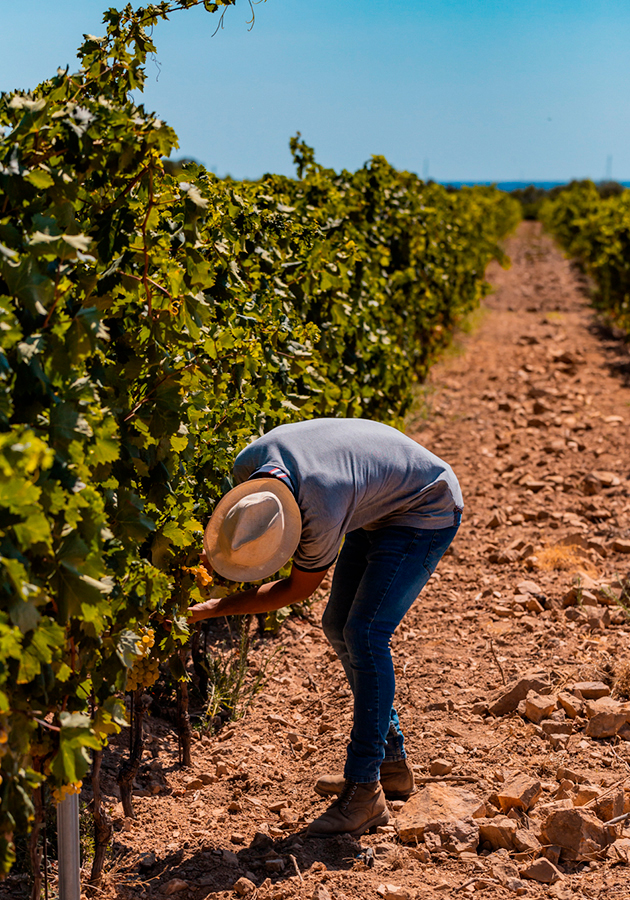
[187,597,222,624]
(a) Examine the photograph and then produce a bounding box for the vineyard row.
[0,1,519,880]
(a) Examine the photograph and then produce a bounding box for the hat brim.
[204,477,302,582]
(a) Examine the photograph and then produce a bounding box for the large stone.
[536,799,574,819]
[524,690,558,724]
[611,539,630,555]
[573,784,601,806]
[477,816,517,851]
[496,775,542,813]
[595,788,624,823]
[423,818,479,856]
[487,849,521,887]
[608,838,630,865]
[489,669,551,717]
[541,807,614,861]
[558,692,582,719]
[396,784,483,843]
[540,719,572,736]
[571,681,610,700]
[520,858,562,884]
[514,828,541,854]
[556,766,586,784]
[584,698,630,738]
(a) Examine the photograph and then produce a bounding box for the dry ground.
[10,222,630,900]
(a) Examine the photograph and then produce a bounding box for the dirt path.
[23,223,630,900]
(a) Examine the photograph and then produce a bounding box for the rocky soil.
[8,222,630,899]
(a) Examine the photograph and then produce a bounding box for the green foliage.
[540,181,630,333]
[512,180,626,221]
[510,184,567,221]
[0,0,518,874]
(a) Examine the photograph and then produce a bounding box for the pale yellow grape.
[52,781,82,803]
[126,627,159,690]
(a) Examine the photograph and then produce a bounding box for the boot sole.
[382,788,415,801]
[306,808,390,839]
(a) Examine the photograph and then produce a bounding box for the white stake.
[56,794,81,900]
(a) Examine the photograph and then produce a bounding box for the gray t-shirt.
[233,418,463,572]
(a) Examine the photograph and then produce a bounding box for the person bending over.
[189,417,462,838]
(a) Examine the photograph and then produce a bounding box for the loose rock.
[267,714,290,727]
[489,669,550,717]
[558,692,582,719]
[524,690,557,724]
[571,681,610,699]
[138,851,156,870]
[541,807,614,861]
[608,838,630,865]
[477,816,517,851]
[516,579,544,596]
[487,849,521,887]
[520,857,562,884]
[496,774,542,812]
[396,784,483,842]
[233,877,257,897]
[376,885,410,900]
[584,697,630,738]
[423,818,479,856]
[429,758,453,776]
[594,788,624,823]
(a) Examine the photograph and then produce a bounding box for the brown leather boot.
[306,780,389,838]
[314,758,414,800]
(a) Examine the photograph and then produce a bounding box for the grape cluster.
[126,628,160,692]
[185,564,213,589]
[51,781,82,804]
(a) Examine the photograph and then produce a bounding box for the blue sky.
[2,0,630,182]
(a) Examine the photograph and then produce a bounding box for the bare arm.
[187,564,328,623]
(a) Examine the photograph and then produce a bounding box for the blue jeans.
[321,516,460,783]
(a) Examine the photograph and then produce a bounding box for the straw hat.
[203,478,302,582]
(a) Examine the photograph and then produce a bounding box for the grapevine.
[540,181,630,334]
[0,0,520,878]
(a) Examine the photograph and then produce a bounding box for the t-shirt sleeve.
[292,528,341,572]
[232,449,257,485]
